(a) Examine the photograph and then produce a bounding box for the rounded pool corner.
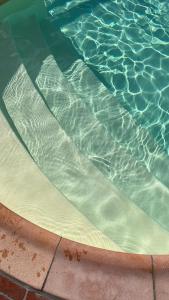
[0,203,167,300]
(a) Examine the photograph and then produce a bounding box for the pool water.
[59,0,169,152]
[1,0,169,254]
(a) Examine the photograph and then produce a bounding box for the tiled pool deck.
[0,203,169,300]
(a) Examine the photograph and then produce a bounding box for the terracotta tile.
[44,238,153,300]
[0,295,10,300]
[0,204,61,289]
[26,290,62,300]
[153,255,169,300]
[0,274,25,300]
[26,291,49,300]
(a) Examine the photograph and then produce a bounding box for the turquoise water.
[1,0,169,254]
[52,0,169,153]
[44,0,169,232]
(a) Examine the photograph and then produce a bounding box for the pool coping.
[0,203,168,300]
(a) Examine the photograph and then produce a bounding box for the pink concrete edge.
[43,237,154,300]
[0,203,61,289]
[2,202,167,300]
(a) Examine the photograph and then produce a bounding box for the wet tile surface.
[44,238,153,300]
[0,204,60,289]
[153,255,169,300]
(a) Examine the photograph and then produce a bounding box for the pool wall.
[0,203,168,300]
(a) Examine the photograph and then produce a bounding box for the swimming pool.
[1,0,169,255]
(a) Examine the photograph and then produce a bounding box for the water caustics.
[0,107,120,249]
[1,21,168,254]
[10,14,169,235]
[59,0,169,154]
[1,0,169,254]
[46,0,90,16]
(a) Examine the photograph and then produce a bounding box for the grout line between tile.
[151,256,156,300]
[22,289,28,300]
[41,236,62,291]
[0,291,13,300]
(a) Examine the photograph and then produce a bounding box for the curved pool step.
[1,23,169,254]
[35,55,169,236]
[58,0,169,156]
[39,20,169,191]
[0,110,118,251]
[9,15,169,235]
[63,58,169,187]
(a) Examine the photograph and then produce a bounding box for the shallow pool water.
[1,0,169,254]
